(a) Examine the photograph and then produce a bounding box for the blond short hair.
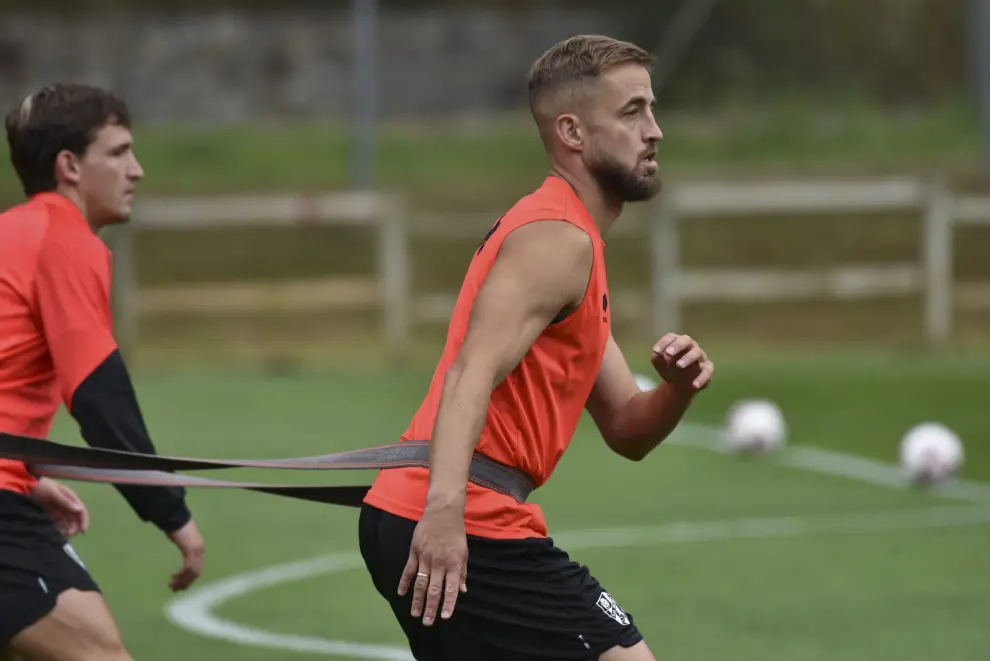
[527,35,653,114]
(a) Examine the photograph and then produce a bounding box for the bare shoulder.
[469,219,594,327]
[456,219,595,379]
[495,219,593,277]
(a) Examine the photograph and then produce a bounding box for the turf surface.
[45,348,990,661]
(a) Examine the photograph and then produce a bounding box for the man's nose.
[646,117,663,142]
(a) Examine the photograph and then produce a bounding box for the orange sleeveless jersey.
[363,176,610,539]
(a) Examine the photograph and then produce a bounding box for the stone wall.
[0,8,622,122]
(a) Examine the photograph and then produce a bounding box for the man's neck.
[547,164,622,236]
[52,187,98,232]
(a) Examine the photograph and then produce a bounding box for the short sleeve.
[33,230,118,408]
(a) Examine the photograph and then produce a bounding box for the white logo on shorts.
[63,543,86,570]
[596,591,630,626]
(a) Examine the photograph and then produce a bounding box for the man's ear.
[555,114,585,152]
[53,150,82,186]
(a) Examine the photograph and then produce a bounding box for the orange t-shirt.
[0,193,118,495]
[364,176,610,539]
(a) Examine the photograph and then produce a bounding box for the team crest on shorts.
[596,591,630,626]
[63,543,86,570]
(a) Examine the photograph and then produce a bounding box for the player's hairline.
[527,39,654,117]
[530,60,652,91]
[528,66,653,128]
[8,84,131,132]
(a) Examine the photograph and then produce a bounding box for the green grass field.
[4,98,986,361]
[6,95,989,658]
[0,98,984,211]
[48,97,981,362]
[47,348,990,661]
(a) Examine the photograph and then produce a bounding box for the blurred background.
[2,0,989,368]
[2,2,989,661]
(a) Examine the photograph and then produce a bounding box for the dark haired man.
[0,83,206,661]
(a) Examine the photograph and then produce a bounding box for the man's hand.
[398,496,468,626]
[166,519,206,592]
[29,477,89,539]
[651,333,714,395]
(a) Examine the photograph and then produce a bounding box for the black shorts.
[0,490,100,646]
[358,504,643,660]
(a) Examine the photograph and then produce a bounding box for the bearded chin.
[587,149,661,203]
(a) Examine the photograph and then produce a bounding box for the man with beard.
[358,35,714,661]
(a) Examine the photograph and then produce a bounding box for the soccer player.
[358,35,714,660]
[0,83,206,661]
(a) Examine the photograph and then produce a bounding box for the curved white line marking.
[165,505,990,660]
[165,553,412,660]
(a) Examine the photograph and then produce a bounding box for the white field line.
[165,422,990,658]
[553,504,990,550]
[165,505,990,660]
[669,422,990,503]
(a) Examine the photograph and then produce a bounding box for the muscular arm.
[425,220,594,509]
[584,334,695,461]
[34,231,191,532]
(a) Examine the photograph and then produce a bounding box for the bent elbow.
[620,445,649,462]
[625,448,649,462]
[603,432,649,462]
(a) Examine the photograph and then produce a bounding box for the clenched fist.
[651,333,714,394]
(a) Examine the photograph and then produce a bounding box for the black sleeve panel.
[68,349,192,533]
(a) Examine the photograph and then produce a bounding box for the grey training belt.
[0,433,537,507]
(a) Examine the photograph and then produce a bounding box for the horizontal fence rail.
[107,179,990,359]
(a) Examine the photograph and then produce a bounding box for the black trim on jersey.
[68,349,191,533]
[550,308,573,324]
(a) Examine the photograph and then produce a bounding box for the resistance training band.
[0,432,536,506]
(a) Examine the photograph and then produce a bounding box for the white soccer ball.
[633,373,657,391]
[724,399,787,454]
[899,422,964,486]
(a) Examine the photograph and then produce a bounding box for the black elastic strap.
[0,433,537,506]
